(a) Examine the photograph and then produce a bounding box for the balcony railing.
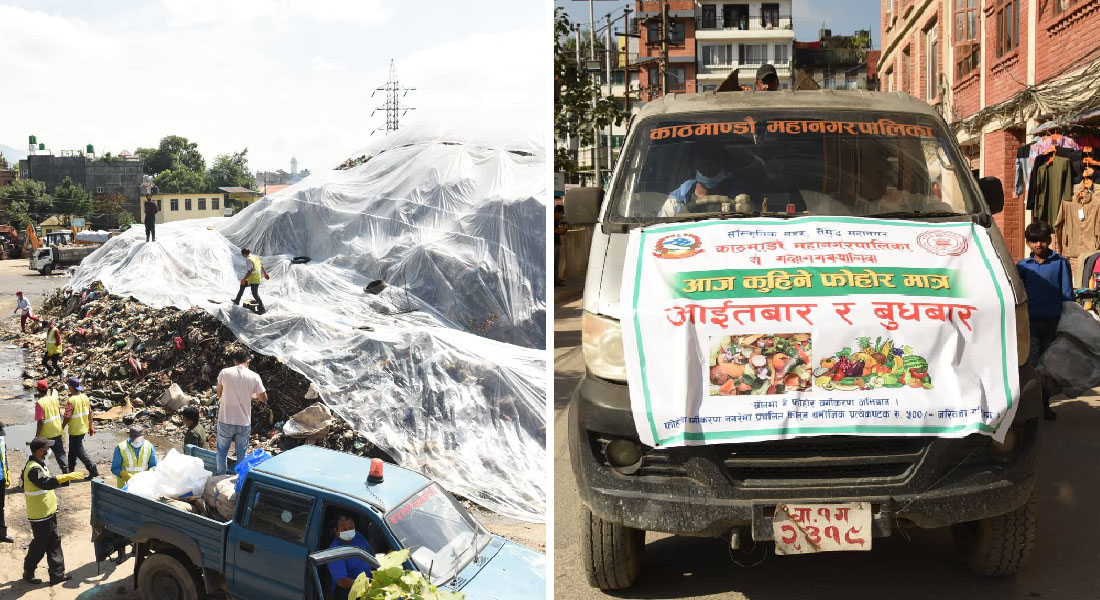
[696,13,793,31]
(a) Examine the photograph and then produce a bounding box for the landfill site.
[0,127,546,598]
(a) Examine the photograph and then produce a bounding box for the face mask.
[695,170,729,189]
[338,530,356,542]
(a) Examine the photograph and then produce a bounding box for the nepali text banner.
[621,217,1019,447]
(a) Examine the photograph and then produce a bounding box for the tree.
[93,192,134,228]
[136,135,206,176]
[154,167,208,193]
[52,176,94,219]
[554,7,627,178]
[209,149,253,189]
[0,179,52,228]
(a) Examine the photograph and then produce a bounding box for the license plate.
[772,502,872,555]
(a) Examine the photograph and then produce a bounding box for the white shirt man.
[214,350,267,475]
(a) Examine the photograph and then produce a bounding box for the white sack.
[203,474,238,521]
[155,449,211,499]
[283,402,334,439]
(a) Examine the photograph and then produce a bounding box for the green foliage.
[208,149,252,190]
[136,135,206,176]
[0,178,52,227]
[155,167,209,193]
[554,7,627,177]
[93,192,134,227]
[52,176,94,218]
[348,550,464,600]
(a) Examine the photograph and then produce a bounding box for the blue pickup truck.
[90,445,545,600]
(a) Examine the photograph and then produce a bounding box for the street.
[554,296,1100,600]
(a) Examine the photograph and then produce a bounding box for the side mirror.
[978,176,1004,215]
[564,187,603,225]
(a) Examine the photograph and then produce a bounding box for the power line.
[370,60,416,135]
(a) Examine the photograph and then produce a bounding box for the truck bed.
[90,452,231,573]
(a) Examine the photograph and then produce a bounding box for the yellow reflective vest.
[245,255,263,285]
[37,392,63,439]
[0,436,9,486]
[23,459,58,521]
[67,393,90,436]
[115,440,153,488]
[44,326,62,356]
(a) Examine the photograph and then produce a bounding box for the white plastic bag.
[154,449,210,499]
[122,470,163,500]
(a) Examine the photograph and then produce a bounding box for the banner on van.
[621,217,1020,447]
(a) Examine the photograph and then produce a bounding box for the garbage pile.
[57,125,547,522]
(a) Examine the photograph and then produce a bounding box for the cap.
[14,290,22,295]
[30,437,55,452]
[756,63,778,81]
[129,425,144,440]
[36,379,48,392]
[67,377,83,391]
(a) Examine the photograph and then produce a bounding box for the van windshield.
[607,110,979,224]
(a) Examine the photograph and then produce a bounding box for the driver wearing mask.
[326,512,373,599]
[659,143,763,217]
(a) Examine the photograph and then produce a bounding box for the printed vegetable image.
[708,333,813,396]
[816,337,933,391]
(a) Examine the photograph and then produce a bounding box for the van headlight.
[1016,302,1029,366]
[582,311,627,381]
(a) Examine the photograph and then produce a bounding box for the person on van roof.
[755,64,780,91]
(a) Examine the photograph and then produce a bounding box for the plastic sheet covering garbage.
[69,124,547,521]
[1038,302,1100,398]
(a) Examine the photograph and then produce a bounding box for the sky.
[557,0,882,49]
[0,0,549,174]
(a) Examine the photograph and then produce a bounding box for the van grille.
[724,436,929,487]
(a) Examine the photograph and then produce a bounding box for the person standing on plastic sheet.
[326,512,374,600]
[143,194,158,243]
[0,421,13,543]
[13,291,41,333]
[231,248,269,315]
[181,406,207,450]
[40,320,63,377]
[111,425,157,489]
[22,437,85,586]
[1016,221,1074,420]
[62,377,98,478]
[554,205,568,287]
[216,349,267,475]
[34,380,68,474]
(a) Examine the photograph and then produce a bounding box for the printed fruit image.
[816,337,933,391]
[709,334,813,396]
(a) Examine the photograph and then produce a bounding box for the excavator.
[0,225,21,259]
[25,224,102,275]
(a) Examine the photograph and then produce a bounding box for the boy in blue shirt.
[327,512,373,599]
[1016,221,1074,420]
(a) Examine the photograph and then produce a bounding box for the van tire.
[952,488,1037,576]
[137,552,205,600]
[582,506,644,589]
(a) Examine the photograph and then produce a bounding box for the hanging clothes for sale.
[1015,141,1036,198]
[1052,181,1100,271]
[1031,151,1074,225]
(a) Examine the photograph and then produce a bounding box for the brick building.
[634,0,699,100]
[879,0,1100,260]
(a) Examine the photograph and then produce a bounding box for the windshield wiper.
[658,211,759,224]
[866,210,970,219]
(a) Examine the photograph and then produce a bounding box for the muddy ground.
[0,259,544,599]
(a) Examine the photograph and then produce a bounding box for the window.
[739,44,768,65]
[995,1,1018,57]
[246,486,314,544]
[156,199,162,211]
[701,44,734,66]
[212,198,220,210]
[170,199,179,211]
[885,0,894,25]
[701,4,716,28]
[723,4,749,30]
[184,198,192,211]
[647,18,686,44]
[95,186,104,194]
[925,24,939,99]
[885,66,894,92]
[761,3,779,28]
[901,45,911,94]
[667,66,686,92]
[1054,0,1079,15]
[198,198,207,210]
[773,43,790,65]
[954,0,980,78]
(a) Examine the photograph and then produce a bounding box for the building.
[634,0,699,100]
[219,186,263,210]
[879,0,1100,260]
[695,0,795,91]
[146,193,228,223]
[794,30,876,91]
[18,149,144,219]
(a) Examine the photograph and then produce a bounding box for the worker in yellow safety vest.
[0,421,13,543]
[63,377,98,477]
[111,425,158,489]
[40,320,63,377]
[231,247,269,315]
[34,380,68,474]
[22,437,85,585]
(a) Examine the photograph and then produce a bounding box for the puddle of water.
[4,421,174,466]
